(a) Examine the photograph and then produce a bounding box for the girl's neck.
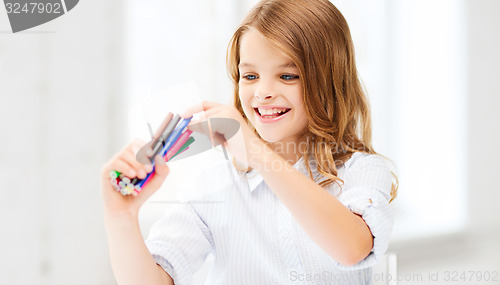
[266,135,308,165]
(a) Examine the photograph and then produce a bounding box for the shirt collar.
[245,155,318,192]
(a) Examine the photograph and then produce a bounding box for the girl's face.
[238,28,309,147]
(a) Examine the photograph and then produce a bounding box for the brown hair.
[227,0,398,202]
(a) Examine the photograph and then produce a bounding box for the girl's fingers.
[181,102,204,118]
[142,156,169,192]
[108,158,138,178]
[121,149,152,179]
[181,101,221,118]
[104,140,153,181]
[154,155,168,175]
[200,107,224,120]
[200,101,222,109]
[130,138,147,153]
[186,106,222,132]
[193,107,225,124]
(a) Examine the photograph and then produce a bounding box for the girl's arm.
[101,140,173,285]
[250,143,374,266]
[104,213,174,285]
[181,102,374,266]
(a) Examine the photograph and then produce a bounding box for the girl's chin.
[254,130,283,143]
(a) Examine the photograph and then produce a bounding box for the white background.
[0,0,499,284]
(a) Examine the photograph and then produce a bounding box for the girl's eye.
[243,74,258,80]
[281,74,300,80]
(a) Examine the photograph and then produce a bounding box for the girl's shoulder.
[340,151,393,174]
[330,152,395,198]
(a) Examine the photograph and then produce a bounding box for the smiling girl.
[101,0,398,284]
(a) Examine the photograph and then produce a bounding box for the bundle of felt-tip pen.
[109,113,195,196]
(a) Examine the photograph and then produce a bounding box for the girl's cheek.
[239,89,252,104]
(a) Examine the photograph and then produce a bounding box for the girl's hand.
[100,139,169,218]
[181,101,264,168]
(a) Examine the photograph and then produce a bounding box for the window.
[125,0,468,242]
[333,0,467,241]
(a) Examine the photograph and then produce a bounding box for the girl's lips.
[254,107,291,123]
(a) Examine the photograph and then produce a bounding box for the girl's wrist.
[104,208,140,226]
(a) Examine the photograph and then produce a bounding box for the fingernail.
[139,169,147,178]
[155,155,166,166]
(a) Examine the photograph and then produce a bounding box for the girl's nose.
[256,94,273,100]
[255,80,275,101]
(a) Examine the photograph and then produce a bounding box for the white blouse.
[145,151,394,284]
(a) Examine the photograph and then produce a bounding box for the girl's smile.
[238,27,308,146]
[253,105,292,123]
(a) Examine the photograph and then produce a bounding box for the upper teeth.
[258,108,288,115]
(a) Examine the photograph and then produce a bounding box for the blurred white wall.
[390,0,500,284]
[0,0,499,285]
[466,0,500,232]
[0,1,123,284]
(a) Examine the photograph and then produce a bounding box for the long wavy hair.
[227,0,398,202]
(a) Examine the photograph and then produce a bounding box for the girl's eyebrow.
[238,62,254,68]
[278,62,297,69]
[238,62,297,69]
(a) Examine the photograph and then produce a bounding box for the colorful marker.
[109,115,195,196]
[136,116,193,189]
[169,137,195,160]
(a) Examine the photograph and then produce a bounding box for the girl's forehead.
[240,28,275,52]
[239,28,294,66]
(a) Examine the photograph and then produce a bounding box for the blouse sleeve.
[336,153,394,270]
[145,202,215,285]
